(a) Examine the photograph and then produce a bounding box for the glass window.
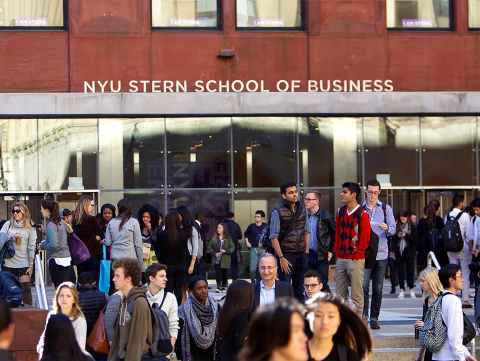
[0,0,65,28]
[469,0,480,28]
[38,119,98,190]
[233,117,296,188]
[236,0,302,28]
[99,118,165,190]
[421,117,476,186]
[151,0,220,28]
[166,118,230,188]
[386,0,452,29]
[0,119,38,191]
[299,117,362,188]
[101,190,165,219]
[363,117,420,186]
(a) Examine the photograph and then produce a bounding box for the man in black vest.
[270,182,310,301]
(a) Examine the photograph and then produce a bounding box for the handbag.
[98,245,111,294]
[236,247,244,264]
[86,303,109,354]
[67,232,90,265]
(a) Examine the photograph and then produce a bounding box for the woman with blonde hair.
[0,203,37,304]
[414,267,444,361]
[37,282,88,358]
[72,195,104,282]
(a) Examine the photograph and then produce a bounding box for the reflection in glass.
[233,117,296,188]
[236,0,302,28]
[363,117,420,186]
[421,117,476,186]
[152,0,218,27]
[386,0,451,28]
[166,118,230,188]
[0,0,64,27]
[38,119,98,190]
[0,119,38,190]
[99,118,165,190]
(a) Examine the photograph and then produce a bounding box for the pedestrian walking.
[270,182,310,301]
[393,211,419,299]
[334,182,371,318]
[73,196,105,283]
[417,200,446,269]
[305,293,372,361]
[207,223,235,292]
[244,210,268,283]
[0,203,37,305]
[362,179,396,329]
[304,191,335,293]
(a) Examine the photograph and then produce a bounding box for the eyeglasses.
[304,198,316,202]
[259,266,276,272]
[11,209,21,214]
[367,191,380,196]
[304,283,320,289]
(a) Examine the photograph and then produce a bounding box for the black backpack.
[442,212,464,252]
[257,226,273,254]
[0,270,23,307]
[128,293,173,358]
[428,227,443,253]
[338,205,378,269]
[442,293,476,345]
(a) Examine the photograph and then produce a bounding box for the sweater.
[154,229,189,265]
[72,215,104,257]
[1,221,37,268]
[334,205,371,260]
[104,218,142,263]
[146,288,179,339]
[39,220,71,260]
[104,293,122,343]
[37,311,87,358]
[107,286,152,361]
[78,284,108,336]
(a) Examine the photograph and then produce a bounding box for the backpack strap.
[455,212,464,221]
[159,291,168,309]
[382,203,387,223]
[337,343,348,361]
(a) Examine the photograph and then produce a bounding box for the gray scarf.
[179,294,218,361]
[13,220,24,228]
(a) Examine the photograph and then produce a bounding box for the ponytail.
[41,199,62,225]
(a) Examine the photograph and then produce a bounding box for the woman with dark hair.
[72,196,105,283]
[207,223,235,292]
[217,279,253,360]
[305,293,372,361]
[97,204,116,233]
[153,211,189,305]
[39,198,71,288]
[176,205,200,277]
[137,203,160,283]
[104,199,142,264]
[40,313,94,361]
[238,298,308,361]
[393,211,419,299]
[418,199,446,269]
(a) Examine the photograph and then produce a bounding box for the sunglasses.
[11,209,21,214]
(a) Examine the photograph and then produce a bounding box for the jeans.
[362,258,388,321]
[396,252,415,290]
[249,247,265,283]
[336,258,365,318]
[215,263,228,287]
[448,249,472,303]
[229,244,238,280]
[388,256,397,289]
[278,252,307,301]
[198,256,206,277]
[165,263,187,306]
[307,251,331,293]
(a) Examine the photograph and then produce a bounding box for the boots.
[22,281,32,305]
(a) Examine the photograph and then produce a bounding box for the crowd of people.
[0,179,479,360]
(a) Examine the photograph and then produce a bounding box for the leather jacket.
[308,208,336,261]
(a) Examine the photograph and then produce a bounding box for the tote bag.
[67,232,90,265]
[86,303,109,354]
[98,245,111,294]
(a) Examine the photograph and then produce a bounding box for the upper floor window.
[236,0,304,29]
[386,0,453,30]
[151,0,221,29]
[0,0,65,28]
[469,0,480,28]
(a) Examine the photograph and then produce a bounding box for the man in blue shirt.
[362,179,396,330]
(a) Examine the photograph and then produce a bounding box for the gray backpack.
[419,294,448,353]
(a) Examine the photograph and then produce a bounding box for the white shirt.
[445,208,474,249]
[432,291,470,361]
[259,280,276,307]
[473,215,480,249]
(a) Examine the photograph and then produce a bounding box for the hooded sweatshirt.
[107,286,152,361]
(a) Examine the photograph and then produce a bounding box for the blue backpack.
[0,270,23,307]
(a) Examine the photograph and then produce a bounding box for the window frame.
[386,0,455,32]
[0,0,68,31]
[234,0,306,31]
[150,0,223,31]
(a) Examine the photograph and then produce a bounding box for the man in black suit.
[252,253,295,312]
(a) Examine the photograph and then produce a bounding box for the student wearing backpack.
[433,264,477,361]
[107,258,152,361]
[334,182,371,318]
[417,200,446,270]
[444,194,475,308]
[145,263,178,354]
[361,179,396,329]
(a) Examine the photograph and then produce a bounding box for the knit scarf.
[13,220,24,228]
[179,294,218,361]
